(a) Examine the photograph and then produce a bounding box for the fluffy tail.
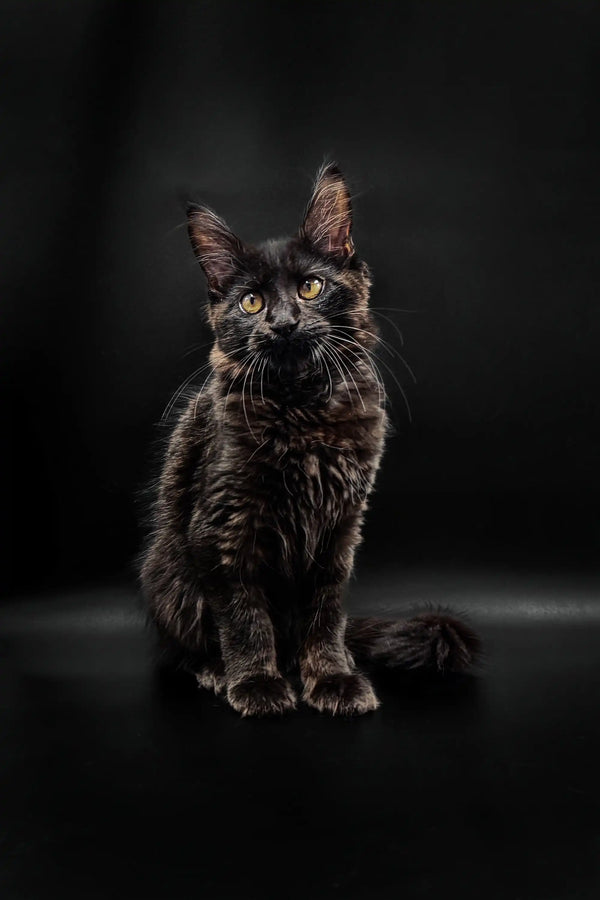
[346,610,481,674]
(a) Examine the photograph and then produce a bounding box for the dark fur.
[140,164,480,716]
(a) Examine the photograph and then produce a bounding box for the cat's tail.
[346,609,481,673]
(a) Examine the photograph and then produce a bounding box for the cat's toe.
[303,672,379,716]
[196,665,227,696]
[227,675,297,717]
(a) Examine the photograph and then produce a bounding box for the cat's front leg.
[212,586,297,717]
[300,579,379,717]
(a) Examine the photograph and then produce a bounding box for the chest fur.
[194,395,386,574]
[241,406,381,549]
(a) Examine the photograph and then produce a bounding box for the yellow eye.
[298,276,323,300]
[239,292,264,314]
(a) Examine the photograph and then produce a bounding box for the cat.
[140,163,480,717]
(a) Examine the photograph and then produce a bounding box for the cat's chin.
[264,343,314,378]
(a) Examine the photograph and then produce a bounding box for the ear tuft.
[299,163,354,260]
[187,204,245,294]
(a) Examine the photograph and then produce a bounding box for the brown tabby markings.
[140,164,480,717]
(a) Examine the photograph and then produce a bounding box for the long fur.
[346,612,481,672]
[140,164,480,717]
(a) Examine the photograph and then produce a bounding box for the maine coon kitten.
[140,164,480,717]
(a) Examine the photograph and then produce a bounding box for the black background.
[3,5,600,899]
[3,0,600,589]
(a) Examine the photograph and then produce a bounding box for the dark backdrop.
[3,0,600,595]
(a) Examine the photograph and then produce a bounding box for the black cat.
[140,163,480,716]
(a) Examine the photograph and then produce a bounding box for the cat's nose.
[270,320,299,338]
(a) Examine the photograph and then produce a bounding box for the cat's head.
[187,164,376,380]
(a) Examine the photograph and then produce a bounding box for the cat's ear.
[187,204,245,295]
[299,163,354,261]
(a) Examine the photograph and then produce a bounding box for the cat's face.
[187,164,376,379]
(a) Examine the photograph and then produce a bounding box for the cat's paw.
[196,663,227,696]
[303,672,380,716]
[227,675,297,717]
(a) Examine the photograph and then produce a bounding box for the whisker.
[327,323,402,364]
[161,360,214,422]
[242,438,269,469]
[327,325,417,386]
[324,333,387,408]
[316,344,333,401]
[259,353,269,404]
[193,365,217,420]
[322,338,366,412]
[241,353,262,442]
[331,339,381,411]
[364,347,412,422]
[222,351,256,413]
[371,306,422,314]
[371,309,405,347]
[320,342,355,410]
[182,340,212,359]
[248,351,262,414]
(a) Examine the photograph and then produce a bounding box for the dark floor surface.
[2,565,600,899]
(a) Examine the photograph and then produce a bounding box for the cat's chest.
[243,404,386,513]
